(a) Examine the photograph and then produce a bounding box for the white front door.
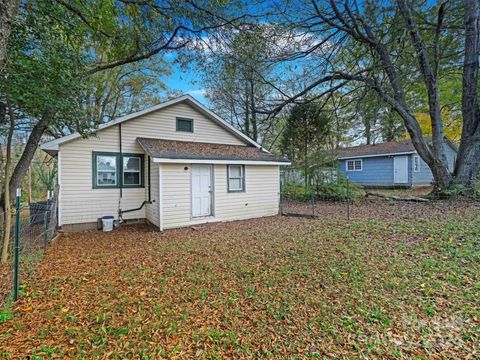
[394,156,408,184]
[192,165,212,217]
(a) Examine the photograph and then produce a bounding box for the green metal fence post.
[346,177,350,221]
[13,188,21,301]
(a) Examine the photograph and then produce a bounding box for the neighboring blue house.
[337,138,457,187]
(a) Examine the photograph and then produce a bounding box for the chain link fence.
[0,189,58,309]
[280,166,359,219]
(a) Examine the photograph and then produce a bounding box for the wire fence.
[0,189,58,309]
[280,166,480,222]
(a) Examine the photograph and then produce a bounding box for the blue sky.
[162,62,208,105]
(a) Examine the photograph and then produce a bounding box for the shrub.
[282,182,314,201]
[282,176,365,202]
[434,181,480,200]
[314,175,365,202]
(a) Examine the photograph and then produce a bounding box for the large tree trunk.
[1,102,15,263]
[6,109,55,203]
[455,0,480,187]
[0,0,20,71]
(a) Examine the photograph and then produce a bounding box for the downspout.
[117,123,123,223]
[118,155,152,219]
[119,123,123,198]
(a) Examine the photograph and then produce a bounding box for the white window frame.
[94,152,119,188]
[346,159,363,171]
[413,155,420,172]
[227,164,245,192]
[122,155,142,186]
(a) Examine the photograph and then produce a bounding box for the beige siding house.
[40,95,290,231]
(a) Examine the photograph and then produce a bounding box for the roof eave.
[337,151,415,160]
[152,158,291,165]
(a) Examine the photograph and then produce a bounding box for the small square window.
[176,118,193,132]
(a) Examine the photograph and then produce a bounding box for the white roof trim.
[152,158,291,166]
[338,151,415,160]
[40,95,261,151]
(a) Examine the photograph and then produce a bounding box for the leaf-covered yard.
[0,200,479,358]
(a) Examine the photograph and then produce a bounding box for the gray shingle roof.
[337,140,416,158]
[336,137,458,159]
[137,138,290,163]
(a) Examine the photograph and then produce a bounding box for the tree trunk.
[6,109,55,203]
[1,101,15,263]
[249,78,258,142]
[455,140,480,185]
[27,166,32,203]
[304,120,308,186]
[364,117,371,144]
[244,82,250,137]
[455,0,480,187]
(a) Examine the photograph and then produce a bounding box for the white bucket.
[102,216,114,232]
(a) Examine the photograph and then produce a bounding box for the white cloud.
[187,89,207,97]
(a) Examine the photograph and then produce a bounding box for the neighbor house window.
[93,152,144,188]
[227,165,245,192]
[413,155,420,172]
[346,159,362,171]
[176,117,193,132]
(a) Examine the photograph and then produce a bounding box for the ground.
[0,199,479,358]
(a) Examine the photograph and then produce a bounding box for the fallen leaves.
[0,200,478,358]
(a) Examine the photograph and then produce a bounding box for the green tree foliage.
[280,101,331,180]
[1,0,234,203]
[0,0,236,262]
[199,24,282,143]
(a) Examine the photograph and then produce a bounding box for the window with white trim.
[123,156,142,186]
[413,155,420,172]
[95,153,118,187]
[346,159,362,171]
[227,165,245,192]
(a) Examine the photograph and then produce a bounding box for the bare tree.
[261,0,479,190]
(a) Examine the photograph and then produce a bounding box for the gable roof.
[137,138,290,164]
[337,137,457,159]
[40,95,261,155]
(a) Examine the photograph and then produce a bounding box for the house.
[40,95,291,231]
[337,138,457,188]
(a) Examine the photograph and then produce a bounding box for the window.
[93,152,144,188]
[346,159,362,171]
[413,155,420,172]
[227,165,245,192]
[94,153,118,188]
[123,155,144,186]
[176,117,193,132]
